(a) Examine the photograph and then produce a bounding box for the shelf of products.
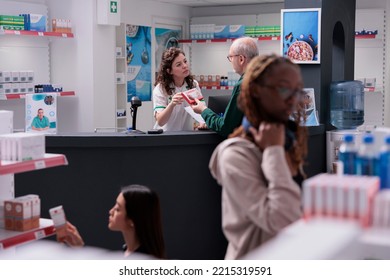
[115,23,128,130]
[0,91,75,100]
[200,86,233,90]
[179,36,280,44]
[0,29,74,38]
[0,153,68,175]
[179,34,374,44]
[0,219,55,250]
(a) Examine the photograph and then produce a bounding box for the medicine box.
[0,110,13,135]
[214,25,229,39]
[229,25,245,38]
[0,71,11,83]
[0,132,45,161]
[29,14,46,32]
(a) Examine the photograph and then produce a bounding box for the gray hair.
[231,37,259,60]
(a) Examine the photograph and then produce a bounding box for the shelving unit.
[0,219,54,250]
[0,29,74,38]
[115,23,128,131]
[0,153,68,251]
[355,9,386,127]
[0,1,76,131]
[0,91,75,100]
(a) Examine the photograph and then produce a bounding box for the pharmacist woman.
[153,47,204,131]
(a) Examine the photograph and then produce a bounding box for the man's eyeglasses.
[227,54,240,62]
[262,85,306,100]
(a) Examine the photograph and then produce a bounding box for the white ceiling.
[149,0,283,7]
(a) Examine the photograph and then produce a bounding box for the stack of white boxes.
[0,70,34,95]
[303,173,379,227]
[4,194,41,231]
[0,132,45,161]
[0,110,42,231]
[372,189,390,228]
[0,110,14,229]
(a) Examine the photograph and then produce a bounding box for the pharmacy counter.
[15,127,325,259]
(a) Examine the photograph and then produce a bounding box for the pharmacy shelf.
[0,218,55,250]
[244,218,390,259]
[0,91,75,100]
[200,86,234,90]
[180,34,375,44]
[355,34,377,39]
[179,36,280,44]
[0,29,74,38]
[0,153,68,175]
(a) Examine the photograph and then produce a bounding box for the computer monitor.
[207,94,231,116]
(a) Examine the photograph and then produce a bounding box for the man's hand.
[191,98,207,114]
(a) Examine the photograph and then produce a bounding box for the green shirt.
[32,115,50,129]
[201,75,244,138]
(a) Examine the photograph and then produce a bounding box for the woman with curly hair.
[153,47,202,131]
[209,54,308,259]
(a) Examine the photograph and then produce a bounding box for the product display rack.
[178,35,280,44]
[0,153,68,250]
[0,91,75,100]
[115,23,128,131]
[0,1,76,131]
[0,29,74,38]
[355,9,386,127]
[0,219,54,250]
[179,34,372,44]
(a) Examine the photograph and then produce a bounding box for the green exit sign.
[110,1,118,13]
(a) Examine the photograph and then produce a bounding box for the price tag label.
[227,39,232,43]
[0,243,3,250]
[38,32,44,36]
[211,86,216,90]
[15,31,21,35]
[62,33,68,38]
[206,39,211,43]
[34,160,46,170]
[34,230,45,240]
[272,37,277,40]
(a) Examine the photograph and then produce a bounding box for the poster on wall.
[154,27,182,80]
[126,24,152,101]
[281,8,321,64]
[25,93,57,134]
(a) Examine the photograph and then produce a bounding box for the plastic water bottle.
[379,136,390,189]
[338,134,357,175]
[356,134,378,176]
[330,80,364,129]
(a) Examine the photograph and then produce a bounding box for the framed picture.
[281,8,321,64]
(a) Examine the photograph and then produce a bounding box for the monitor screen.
[207,95,231,116]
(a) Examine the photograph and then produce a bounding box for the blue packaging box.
[29,14,46,31]
[214,25,229,39]
[229,25,245,38]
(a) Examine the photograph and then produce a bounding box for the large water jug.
[330,80,364,129]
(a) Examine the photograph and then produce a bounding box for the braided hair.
[230,54,308,172]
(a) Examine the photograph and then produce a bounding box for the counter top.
[46,131,223,147]
[47,125,324,148]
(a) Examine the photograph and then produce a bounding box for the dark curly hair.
[230,54,308,172]
[155,47,195,96]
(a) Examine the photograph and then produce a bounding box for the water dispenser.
[330,80,364,129]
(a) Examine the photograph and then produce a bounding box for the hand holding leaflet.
[184,106,205,124]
